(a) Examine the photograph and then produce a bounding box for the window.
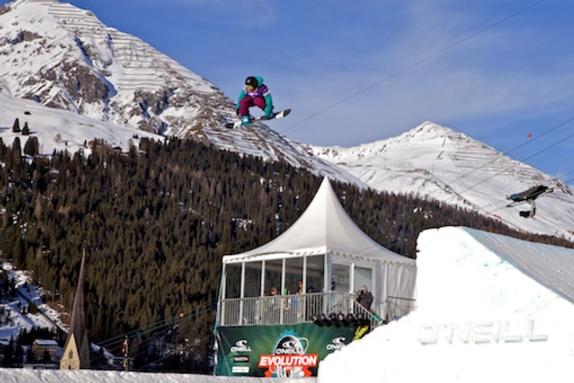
[331,263,350,293]
[264,259,283,296]
[284,257,303,295]
[305,255,324,294]
[353,266,372,293]
[243,262,262,297]
[225,263,242,298]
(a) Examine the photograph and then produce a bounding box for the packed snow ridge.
[0,369,315,383]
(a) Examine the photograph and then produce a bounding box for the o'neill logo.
[274,335,309,354]
[230,340,252,353]
[326,336,347,351]
[258,333,317,378]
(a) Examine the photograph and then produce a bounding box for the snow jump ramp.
[319,226,574,382]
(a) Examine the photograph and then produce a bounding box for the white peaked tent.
[221,178,417,320]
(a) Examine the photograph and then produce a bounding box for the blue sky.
[3,0,573,181]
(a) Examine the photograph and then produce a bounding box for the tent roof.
[223,178,414,265]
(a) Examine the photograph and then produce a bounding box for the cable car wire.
[279,0,544,135]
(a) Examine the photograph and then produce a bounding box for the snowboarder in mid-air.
[225,76,290,129]
[236,76,274,125]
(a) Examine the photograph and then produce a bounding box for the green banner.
[215,323,368,378]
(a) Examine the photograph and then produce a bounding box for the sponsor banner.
[215,323,367,377]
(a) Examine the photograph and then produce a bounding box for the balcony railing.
[219,292,384,328]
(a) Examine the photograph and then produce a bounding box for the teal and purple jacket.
[236,76,274,116]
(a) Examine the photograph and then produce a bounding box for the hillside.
[0,0,226,133]
[0,94,161,155]
[1,136,572,372]
[0,0,360,184]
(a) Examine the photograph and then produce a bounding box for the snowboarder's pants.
[239,95,266,116]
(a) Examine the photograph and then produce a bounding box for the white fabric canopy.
[223,178,414,267]
[222,178,416,319]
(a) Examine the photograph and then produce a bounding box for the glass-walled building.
[216,178,417,328]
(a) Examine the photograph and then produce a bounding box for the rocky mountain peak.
[0,0,230,134]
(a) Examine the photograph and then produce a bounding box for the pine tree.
[12,118,20,133]
[21,122,30,136]
[9,137,22,167]
[23,136,39,156]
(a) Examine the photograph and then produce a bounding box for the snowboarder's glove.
[235,108,240,116]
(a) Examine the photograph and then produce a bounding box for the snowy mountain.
[0,0,361,184]
[311,121,574,239]
[1,1,572,238]
[0,0,226,135]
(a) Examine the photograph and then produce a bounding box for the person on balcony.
[261,286,280,324]
[293,280,305,320]
[357,285,374,311]
[296,280,304,295]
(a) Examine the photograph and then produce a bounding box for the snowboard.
[225,109,291,129]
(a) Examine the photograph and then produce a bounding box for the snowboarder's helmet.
[245,76,258,88]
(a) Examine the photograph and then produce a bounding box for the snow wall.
[0,369,315,383]
[319,226,574,382]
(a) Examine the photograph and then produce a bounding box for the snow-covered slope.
[0,93,161,155]
[312,121,574,239]
[319,226,574,382]
[0,369,314,382]
[0,0,225,134]
[0,0,361,184]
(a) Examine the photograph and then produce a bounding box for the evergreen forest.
[0,136,571,371]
